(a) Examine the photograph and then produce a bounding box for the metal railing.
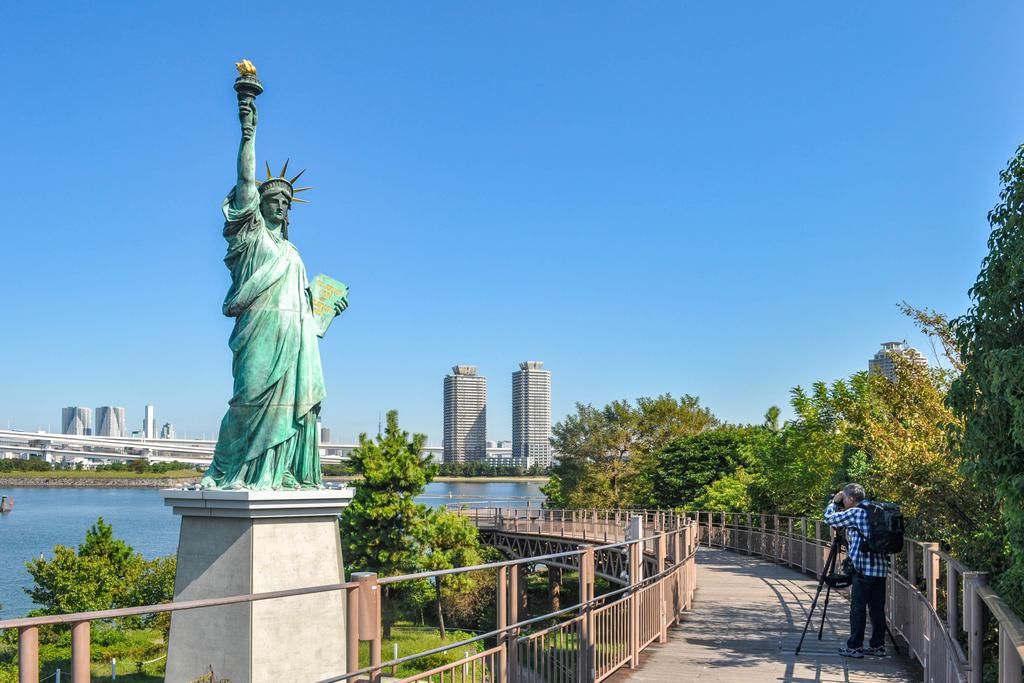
[688,510,1024,683]
[0,508,698,683]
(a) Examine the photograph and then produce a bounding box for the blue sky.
[1,2,1022,443]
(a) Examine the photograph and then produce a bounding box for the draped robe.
[202,189,326,489]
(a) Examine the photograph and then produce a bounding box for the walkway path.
[610,548,919,682]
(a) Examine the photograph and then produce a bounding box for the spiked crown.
[258,159,311,204]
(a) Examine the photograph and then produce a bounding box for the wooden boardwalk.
[610,548,920,682]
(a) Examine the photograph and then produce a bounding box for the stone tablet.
[310,273,349,338]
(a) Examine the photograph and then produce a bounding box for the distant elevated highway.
[0,428,369,466]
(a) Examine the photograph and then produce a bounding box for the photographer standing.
[824,483,889,659]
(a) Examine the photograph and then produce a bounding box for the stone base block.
[161,489,353,683]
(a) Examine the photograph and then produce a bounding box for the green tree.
[24,518,175,618]
[546,394,717,508]
[418,510,483,639]
[691,467,756,512]
[340,410,436,576]
[638,428,756,509]
[339,409,437,636]
[844,353,988,545]
[750,382,852,515]
[948,142,1024,612]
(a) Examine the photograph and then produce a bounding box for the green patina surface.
[201,65,347,491]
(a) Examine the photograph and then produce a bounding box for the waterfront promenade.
[610,547,917,682]
[4,508,1022,681]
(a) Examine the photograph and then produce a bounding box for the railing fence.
[0,508,698,683]
[688,510,1024,683]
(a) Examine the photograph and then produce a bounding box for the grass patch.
[360,627,484,677]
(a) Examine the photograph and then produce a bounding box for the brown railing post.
[922,543,939,682]
[787,518,794,567]
[964,571,988,683]
[579,546,596,682]
[908,543,918,587]
[746,513,753,554]
[628,515,643,669]
[674,530,684,615]
[517,565,528,616]
[801,517,809,572]
[657,532,668,643]
[813,521,823,572]
[497,565,508,683]
[1000,623,1023,683]
[946,563,959,636]
[509,562,519,683]
[18,626,39,683]
[345,583,360,675]
[353,572,381,683]
[924,543,940,609]
[772,514,780,562]
[71,621,90,682]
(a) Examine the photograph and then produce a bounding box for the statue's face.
[260,192,291,227]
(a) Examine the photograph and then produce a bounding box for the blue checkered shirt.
[824,501,889,578]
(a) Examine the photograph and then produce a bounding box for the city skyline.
[2,4,1019,444]
[30,337,934,444]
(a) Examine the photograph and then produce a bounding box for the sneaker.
[865,646,887,657]
[838,646,864,658]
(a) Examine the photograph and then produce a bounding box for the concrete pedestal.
[161,488,354,683]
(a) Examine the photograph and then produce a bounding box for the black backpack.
[857,501,905,554]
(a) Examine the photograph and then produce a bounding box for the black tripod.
[795,531,900,655]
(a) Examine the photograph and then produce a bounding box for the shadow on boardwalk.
[609,548,920,682]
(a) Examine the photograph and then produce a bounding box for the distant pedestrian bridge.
[2,508,1021,682]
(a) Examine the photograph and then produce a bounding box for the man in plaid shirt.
[824,482,889,658]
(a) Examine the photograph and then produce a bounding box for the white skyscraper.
[868,341,928,382]
[512,361,552,469]
[61,406,92,435]
[95,406,127,437]
[143,405,156,439]
[443,365,487,463]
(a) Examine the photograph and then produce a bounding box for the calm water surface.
[0,481,544,619]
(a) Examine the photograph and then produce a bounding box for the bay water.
[0,481,544,619]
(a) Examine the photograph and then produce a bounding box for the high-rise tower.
[443,365,487,463]
[95,406,127,437]
[143,405,156,439]
[868,341,928,382]
[61,407,92,436]
[512,361,552,469]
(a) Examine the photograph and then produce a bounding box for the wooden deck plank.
[609,547,919,682]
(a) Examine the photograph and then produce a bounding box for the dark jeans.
[848,572,887,649]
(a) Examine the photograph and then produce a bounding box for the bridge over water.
[2,508,1021,682]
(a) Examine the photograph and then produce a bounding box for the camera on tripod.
[795,490,901,656]
[796,516,853,653]
[824,529,852,589]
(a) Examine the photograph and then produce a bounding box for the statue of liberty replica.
[201,59,348,491]
[163,61,353,683]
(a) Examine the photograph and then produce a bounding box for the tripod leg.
[817,585,832,640]
[795,578,826,656]
[795,537,840,655]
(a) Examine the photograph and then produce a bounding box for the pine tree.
[339,410,437,636]
[340,410,436,576]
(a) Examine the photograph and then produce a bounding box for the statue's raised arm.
[233,59,262,210]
